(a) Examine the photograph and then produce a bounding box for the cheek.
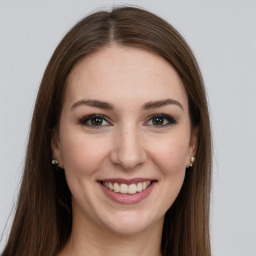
[60,132,109,176]
[146,135,189,215]
[150,135,189,175]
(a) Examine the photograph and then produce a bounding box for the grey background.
[0,0,255,255]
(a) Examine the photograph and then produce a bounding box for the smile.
[99,178,157,204]
[102,181,151,195]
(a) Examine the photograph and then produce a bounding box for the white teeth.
[137,182,142,192]
[128,184,137,194]
[103,181,152,194]
[109,183,114,191]
[114,183,120,193]
[120,184,128,194]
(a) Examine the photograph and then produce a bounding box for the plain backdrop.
[0,0,255,255]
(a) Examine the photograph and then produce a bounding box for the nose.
[110,125,147,170]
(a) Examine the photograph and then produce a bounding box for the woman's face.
[52,45,197,235]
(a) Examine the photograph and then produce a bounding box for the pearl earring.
[189,157,195,167]
[51,158,59,166]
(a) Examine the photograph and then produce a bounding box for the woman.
[2,6,212,256]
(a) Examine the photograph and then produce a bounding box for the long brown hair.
[2,6,212,256]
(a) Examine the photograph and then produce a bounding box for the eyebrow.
[71,98,183,111]
[142,99,184,111]
[71,99,114,110]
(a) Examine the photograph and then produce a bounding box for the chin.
[98,209,162,236]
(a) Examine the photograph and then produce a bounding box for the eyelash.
[79,114,111,128]
[79,113,177,128]
[145,113,177,127]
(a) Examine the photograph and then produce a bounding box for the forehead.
[64,45,188,111]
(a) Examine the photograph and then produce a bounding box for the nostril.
[111,152,147,170]
[109,134,147,169]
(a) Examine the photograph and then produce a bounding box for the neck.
[58,210,163,256]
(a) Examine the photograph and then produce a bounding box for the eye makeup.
[78,113,177,129]
[145,113,177,127]
[79,114,112,128]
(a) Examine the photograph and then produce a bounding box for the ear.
[186,126,199,168]
[51,129,64,168]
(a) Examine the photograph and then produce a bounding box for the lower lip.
[99,182,156,204]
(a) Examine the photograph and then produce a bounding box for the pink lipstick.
[98,178,156,204]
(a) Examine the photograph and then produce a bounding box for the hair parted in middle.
[2,6,211,256]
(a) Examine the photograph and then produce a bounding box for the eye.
[79,114,111,128]
[145,113,177,127]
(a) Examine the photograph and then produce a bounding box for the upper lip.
[98,178,156,185]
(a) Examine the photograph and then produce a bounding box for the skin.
[52,45,197,256]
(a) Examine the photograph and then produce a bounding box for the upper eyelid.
[79,113,177,125]
[79,114,112,125]
[81,114,110,121]
[144,114,177,126]
[146,113,176,121]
